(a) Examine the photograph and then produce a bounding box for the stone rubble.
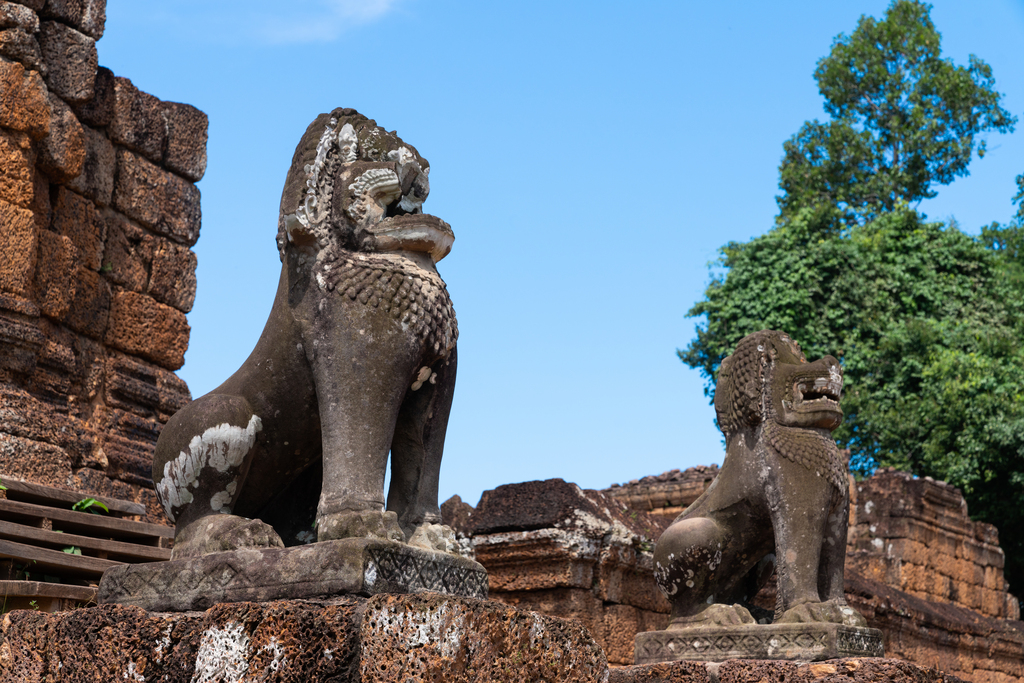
[464,478,670,666]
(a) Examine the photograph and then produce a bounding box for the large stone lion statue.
[653,330,866,627]
[152,109,459,559]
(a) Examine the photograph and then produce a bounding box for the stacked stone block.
[0,0,206,523]
[450,479,671,666]
[848,468,1020,621]
[603,464,719,518]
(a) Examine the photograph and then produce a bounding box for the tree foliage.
[777,0,1016,226]
[683,1,1024,592]
[682,208,1024,594]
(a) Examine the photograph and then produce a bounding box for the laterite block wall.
[0,0,205,523]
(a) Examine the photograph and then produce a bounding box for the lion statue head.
[277,108,453,263]
[714,330,847,490]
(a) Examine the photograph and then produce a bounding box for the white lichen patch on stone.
[528,614,546,647]
[259,637,286,673]
[210,480,238,513]
[654,561,677,595]
[124,660,145,682]
[708,547,723,571]
[156,415,262,521]
[473,528,601,559]
[364,561,378,589]
[154,623,174,659]
[373,602,466,658]
[410,365,432,391]
[568,509,637,549]
[192,621,250,683]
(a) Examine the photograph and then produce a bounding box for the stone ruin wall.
[0,0,205,524]
[847,468,1019,621]
[443,479,674,667]
[447,469,1024,681]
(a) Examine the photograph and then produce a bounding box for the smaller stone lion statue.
[653,330,866,627]
[152,109,459,559]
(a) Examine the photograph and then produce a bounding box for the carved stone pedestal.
[634,623,884,664]
[97,538,488,612]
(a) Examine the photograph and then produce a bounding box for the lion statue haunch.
[653,330,867,628]
[152,108,459,559]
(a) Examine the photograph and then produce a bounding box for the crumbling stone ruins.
[1,1,1022,682]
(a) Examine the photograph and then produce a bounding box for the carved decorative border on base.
[634,623,884,663]
[98,538,488,612]
[364,544,489,598]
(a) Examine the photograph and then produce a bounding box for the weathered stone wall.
[849,468,1019,621]
[0,0,205,522]
[844,571,1024,683]
[604,464,718,518]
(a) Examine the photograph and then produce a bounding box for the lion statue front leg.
[301,276,457,548]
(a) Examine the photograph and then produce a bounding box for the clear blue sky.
[99,1,1024,506]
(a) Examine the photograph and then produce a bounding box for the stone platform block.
[634,623,884,664]
[0,593,607,683]
[610,657,965,683]
[98,537,489,612]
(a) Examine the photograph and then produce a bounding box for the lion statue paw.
[777,599,868,627]
[317,509,405,543]
[669,603,756,630]
[407,523,457,553]
[171,514,285,561]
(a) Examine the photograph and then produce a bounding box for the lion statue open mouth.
[653,330,867,627]
[152,108,459,559]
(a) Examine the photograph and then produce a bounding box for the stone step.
[0,519,171,563]
[0,477,145,517]
[0,498,172,545]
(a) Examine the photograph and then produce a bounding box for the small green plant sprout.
[100,262,113,273]
[72,498,109,514]
[0,478,7,491]
[62,546,82,555]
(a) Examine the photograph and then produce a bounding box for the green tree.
[777,0,1016,227]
